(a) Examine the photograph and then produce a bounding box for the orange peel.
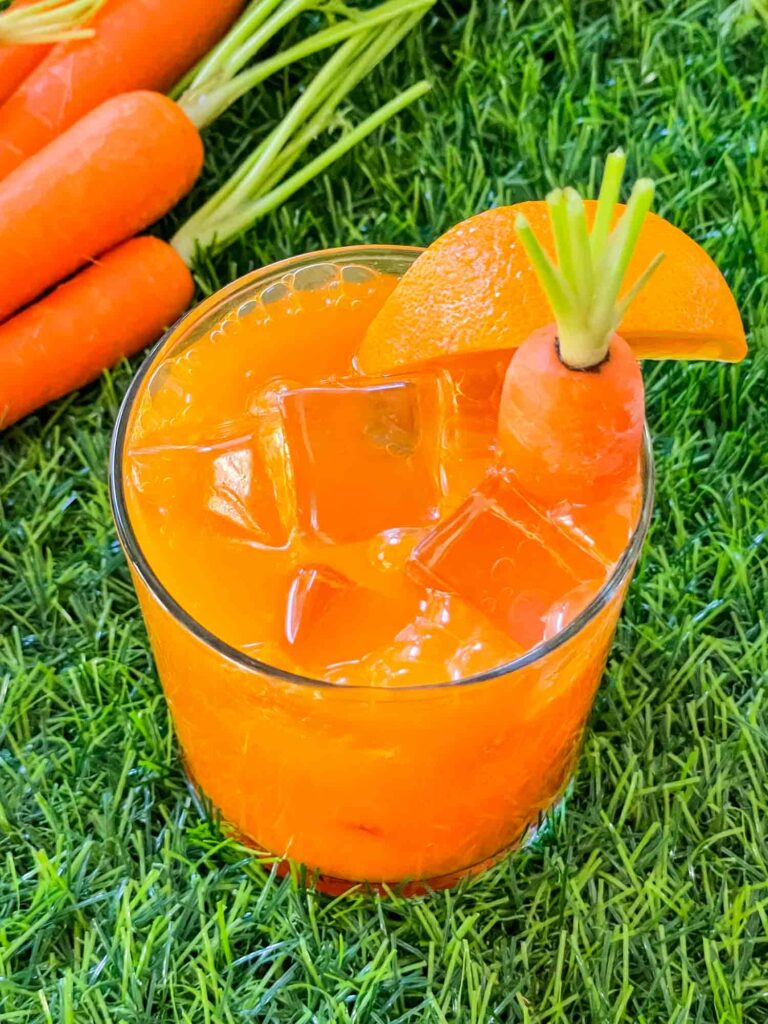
[358,201,746,374]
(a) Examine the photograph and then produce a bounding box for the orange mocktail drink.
[110,158,744,890]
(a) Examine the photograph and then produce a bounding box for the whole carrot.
[0,237,193,428]
[0,0,245,179]
[0,90,202,322]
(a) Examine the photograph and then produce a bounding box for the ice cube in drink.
[410,474,606,649]
[278,374,448,543]
[127,399,292,549]
[548,470,643,565]
[330,590,524,687]
[281,563,422,671]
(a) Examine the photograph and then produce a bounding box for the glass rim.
[109,244,656,693]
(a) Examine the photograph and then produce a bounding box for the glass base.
[182,760,572,896]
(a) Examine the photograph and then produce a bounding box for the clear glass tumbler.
[109,246,654,893]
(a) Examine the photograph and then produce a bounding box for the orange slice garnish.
[358,201,746,374]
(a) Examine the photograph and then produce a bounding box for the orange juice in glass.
[110,243,652,891]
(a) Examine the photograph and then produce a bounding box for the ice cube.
[368,527,429,575]
[126,390,293,548]
[445,350,511,453]
[438,350,511,504]
[542,580,603,640]
[334,591,524,687]
[281,564,422,672]
[206,440,289,545]
[548,469,642,565]
[409,474,606,650]
[278,374,448,543]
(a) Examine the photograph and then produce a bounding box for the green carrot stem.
[174,0,432,261]
[236,48,389,201]
[564,187,593,307]
[0,0,105,44]
[615,252,665,321]
[173,0,287,98]
[256,62,370,193]
[590,177,655,334]
[281,6,428,148]
[180,16,371,129]
[220,0,317,79]
[186,10,421,235]
[173,81,430,261]
[180,0,432,130]
[514,215,575,322]
[547,191,576,295]
[209,33,370,217]
[589,148,625,264]
[178,29,374,243]
[222,0,432,83]
[515,154,663,369]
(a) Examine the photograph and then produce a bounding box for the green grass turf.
[1,0,768,1020]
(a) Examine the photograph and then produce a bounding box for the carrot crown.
[515,151,664,369]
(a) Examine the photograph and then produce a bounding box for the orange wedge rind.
[358,201,746,374]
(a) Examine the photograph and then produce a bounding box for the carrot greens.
[177,0,431,130]
[173,1,433,261]
[515,151,664,369]
[0,0,105,45]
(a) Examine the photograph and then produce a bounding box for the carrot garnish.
[497,152,661,503]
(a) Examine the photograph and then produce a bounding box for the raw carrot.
[0,0,245,179]
[0,236,193,428]
[497,152,661,504]
[0,90,202,322]
[0,39,47,103]
[498,323,645,504]
[0,5,429,323]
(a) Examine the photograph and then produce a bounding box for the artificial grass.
[1,0,767,1020]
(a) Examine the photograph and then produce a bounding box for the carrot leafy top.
[515,150,664,369]
[172,1,432,262]
[0,0,105,46]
